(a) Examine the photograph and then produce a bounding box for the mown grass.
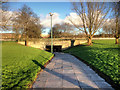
[63,40,120,85]
[2,41,54,89]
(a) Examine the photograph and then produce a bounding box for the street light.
[49,12,53,53]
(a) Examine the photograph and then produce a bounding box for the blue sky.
[2,2,110,34]
[1,2,73,34]
[9,2,72,19]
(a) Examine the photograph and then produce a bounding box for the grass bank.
[63,40,120,88]
[2,41,54,89]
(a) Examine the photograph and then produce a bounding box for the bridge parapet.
[18,39,87,50]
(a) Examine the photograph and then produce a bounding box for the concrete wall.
[18,39,87,50]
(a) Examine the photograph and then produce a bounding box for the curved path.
[32,52,114,89]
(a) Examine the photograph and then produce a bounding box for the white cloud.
[1,11,83,29]
[40,12,84,28]
[40,12,63,28]
[64,12,83,26]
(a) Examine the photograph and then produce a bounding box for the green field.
[64,40,120,85]
[2,42,53,88]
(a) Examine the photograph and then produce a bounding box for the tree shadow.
[32,60,95,89]
[32,60,45,69]
[71,39,75,47]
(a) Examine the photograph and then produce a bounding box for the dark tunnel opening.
[46,45,62,52]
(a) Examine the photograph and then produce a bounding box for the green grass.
[2,41,54,88]
[63,40,120,85]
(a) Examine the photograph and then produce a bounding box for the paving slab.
[45,81,62,88]
[32,52,114,90]
[62,80,80,88]
[32,81,46,88]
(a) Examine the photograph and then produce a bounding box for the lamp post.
[49,12,53,53]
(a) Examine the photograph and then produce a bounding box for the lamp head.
[49,12,53,16]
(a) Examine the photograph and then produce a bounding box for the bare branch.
[70,2,111,45]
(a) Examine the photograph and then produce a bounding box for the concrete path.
[32,52,114,89]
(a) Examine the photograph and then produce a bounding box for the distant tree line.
[93,34,114,38]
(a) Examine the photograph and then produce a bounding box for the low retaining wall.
[18,39,87,50]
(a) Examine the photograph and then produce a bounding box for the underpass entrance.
[46,45,62,52]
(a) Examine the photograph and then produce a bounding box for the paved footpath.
[32,52,114,89]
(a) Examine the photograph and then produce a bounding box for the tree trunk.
[25,35,29,46]
[115,38,119,44]
[25,40,28,46]
[16,39,18,42]
[15,34,19,42]
[88,37,92,45]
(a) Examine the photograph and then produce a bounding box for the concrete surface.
[32,52,114,89]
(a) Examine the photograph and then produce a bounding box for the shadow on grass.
[92,42,106,45]
[32,60,45,69]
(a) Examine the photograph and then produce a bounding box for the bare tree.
[0,1,12,30]
[69,2,111,45]
[61,23,74,33]
[12,5,42,45]
[60,23,74,38]
[103,25,111,37]
[52,24,62,38]
[112,2,120,44]
[103,20,114,37]
[49,23,74,38]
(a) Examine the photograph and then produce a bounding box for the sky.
[1,1,115,34]
[8,2,72,19]
[1,2,74,34]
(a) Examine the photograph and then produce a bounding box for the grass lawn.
[2,41,54,89]
[63,40,120,86]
